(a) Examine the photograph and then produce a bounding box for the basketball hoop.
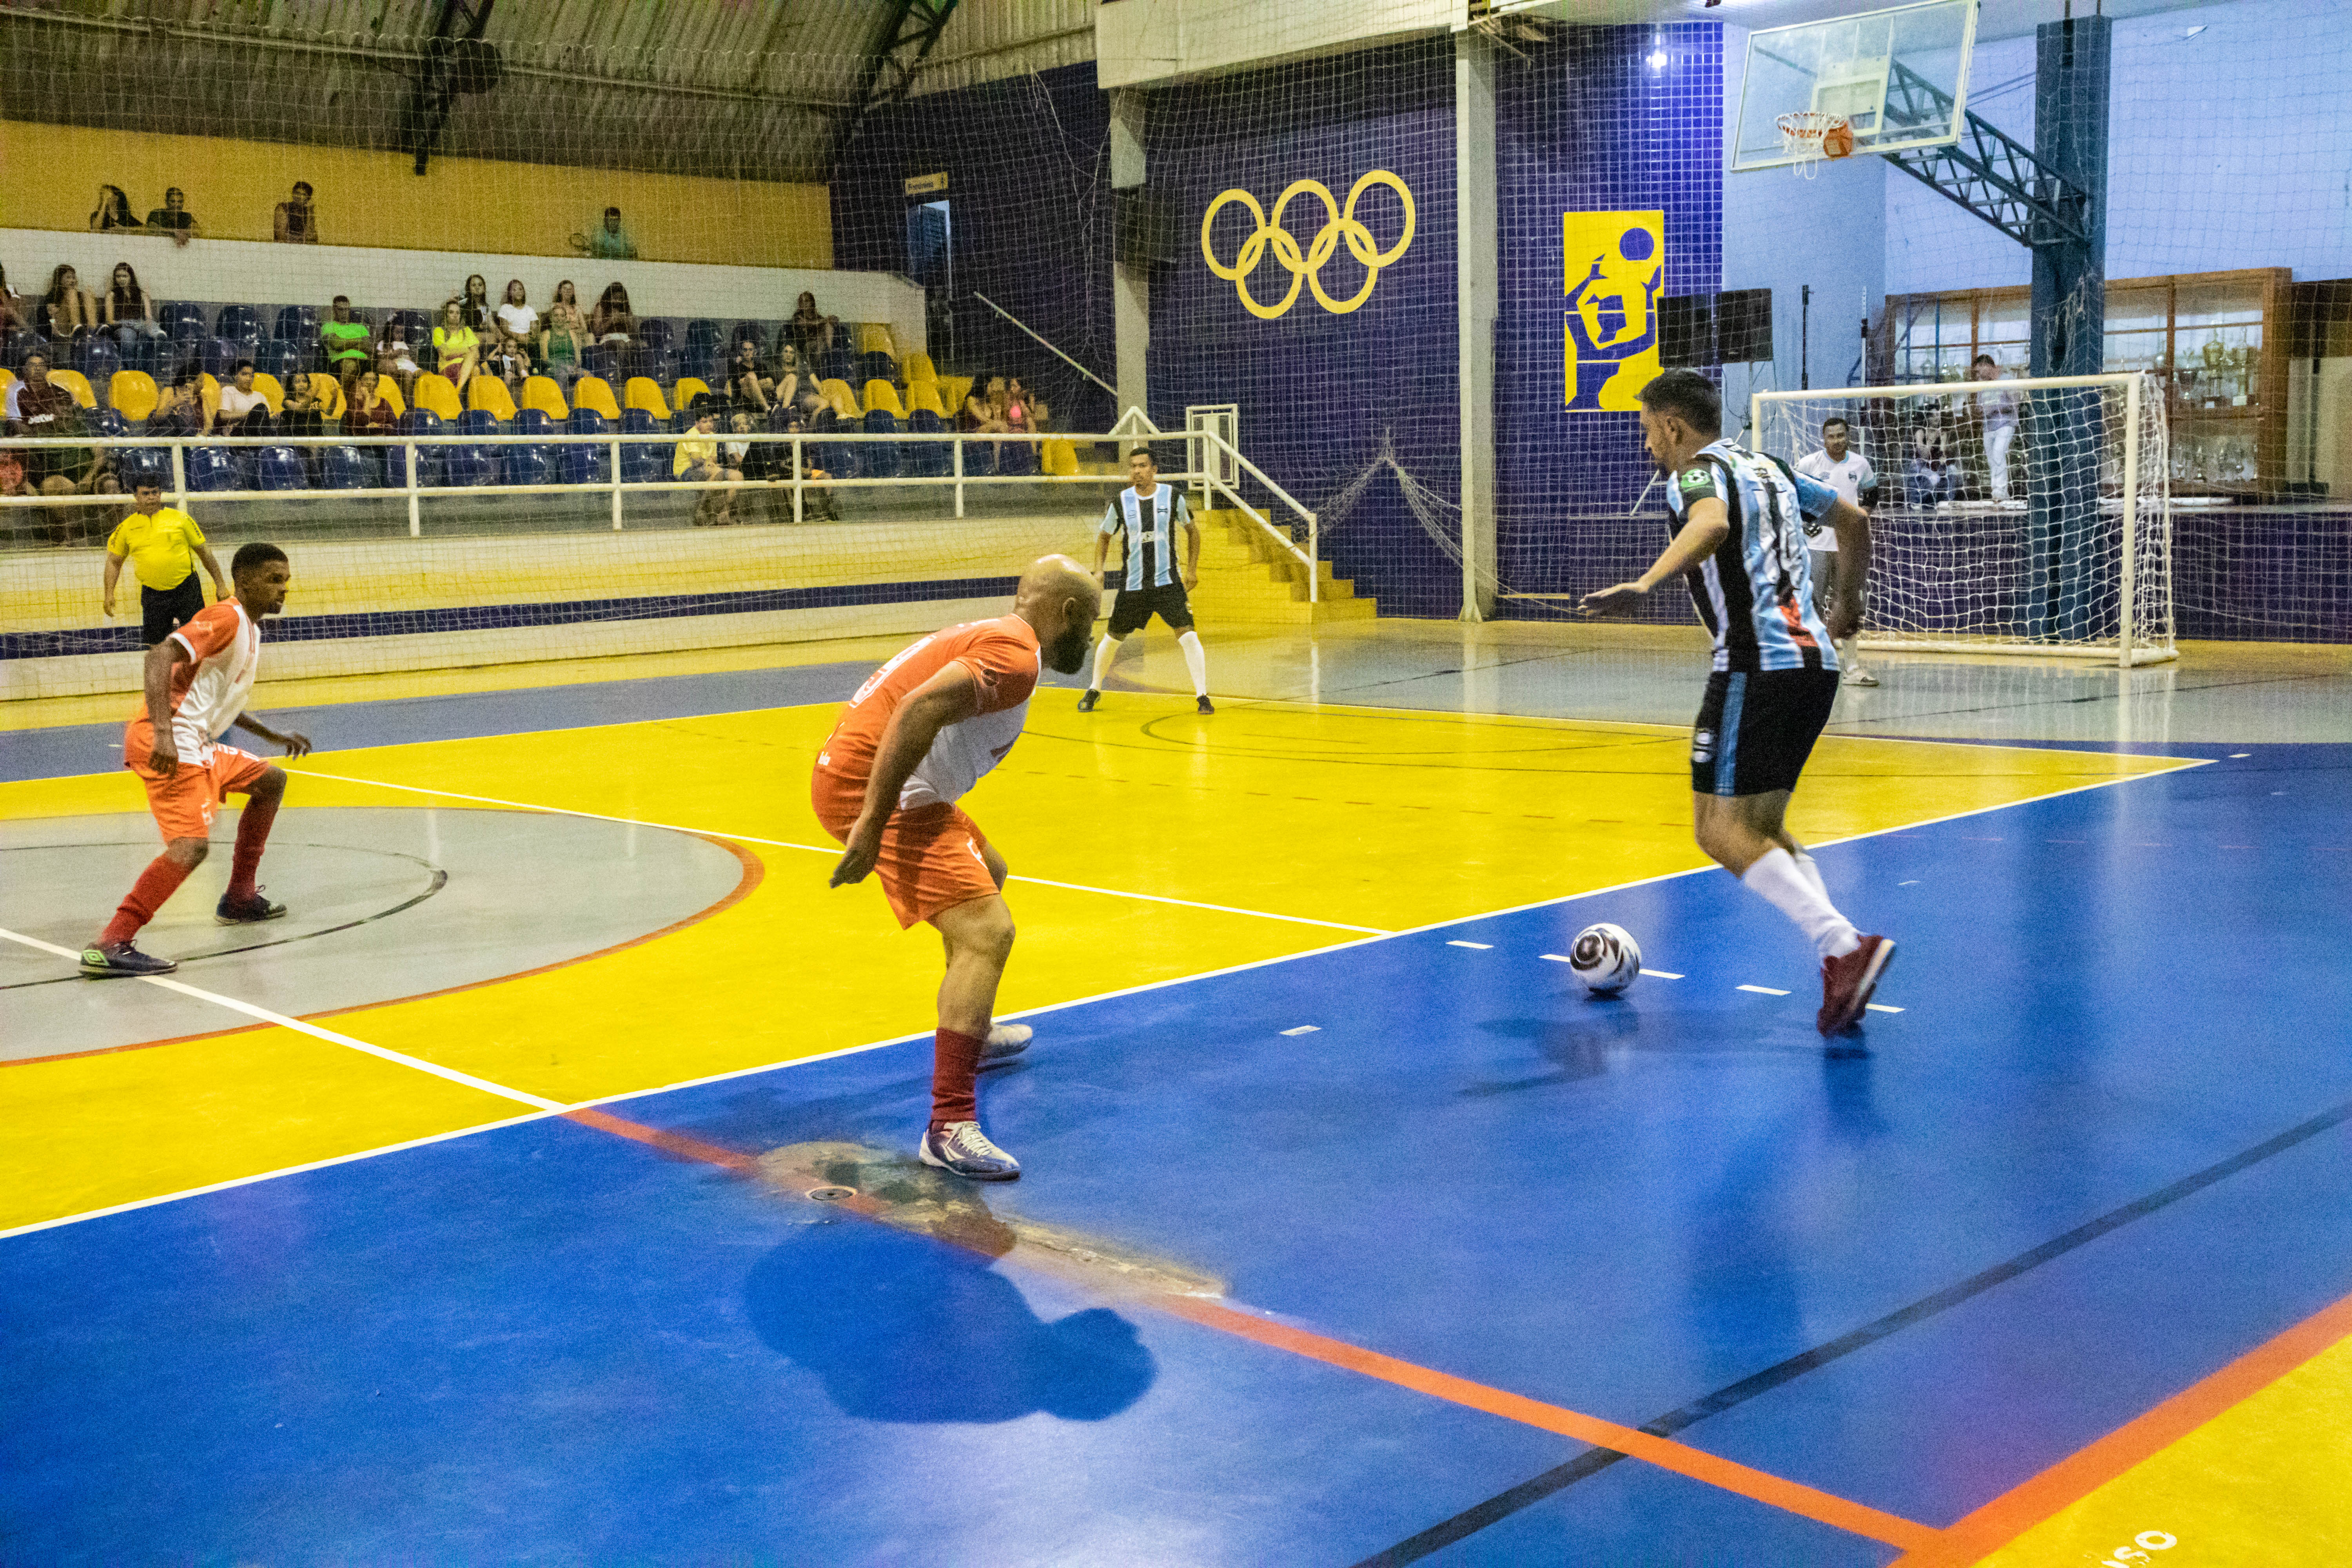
[1777,112,1854,179]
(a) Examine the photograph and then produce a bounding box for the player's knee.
[249,768,287,801]
[167,836,210,867]
[971,901,1016,959]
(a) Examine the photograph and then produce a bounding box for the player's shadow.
[745,1225,1156,1425]
[1460,1007,1642,1096]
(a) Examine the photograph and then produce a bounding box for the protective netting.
[1754,374,2174,661]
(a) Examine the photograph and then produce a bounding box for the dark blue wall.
[832,65,1118,433]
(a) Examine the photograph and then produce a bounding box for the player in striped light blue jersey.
[1581,369,1895,1035]
[1078,446,1212,715]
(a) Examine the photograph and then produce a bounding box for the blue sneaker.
[1076,690,1101,712]
[81,940,177,977]
[982,1023,1032,1062]
[920,1121,1021,1181]
[216,887,288,925]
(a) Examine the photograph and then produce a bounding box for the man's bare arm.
[141,639,192,774]
[102,552,125,617]
[194,543,228,599]
[1091,529,1111,575]
[1580,497,1730,617]
[829,664,981,887]
[230,712,313,757]
[1182,518,1201,590]
[1822,497,1869,641]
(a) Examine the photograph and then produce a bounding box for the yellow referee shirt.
[106,508,207,591]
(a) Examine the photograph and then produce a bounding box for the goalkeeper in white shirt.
[1794,416,1879,688]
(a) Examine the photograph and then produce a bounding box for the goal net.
[1752,373,2174,664]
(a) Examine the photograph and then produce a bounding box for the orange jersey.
[817,615,1042,811]
[124,599,260,765]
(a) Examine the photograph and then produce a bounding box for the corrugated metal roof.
[0,0,908,181]
[909,0,1095,98]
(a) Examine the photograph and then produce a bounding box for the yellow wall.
[0,122,832,269]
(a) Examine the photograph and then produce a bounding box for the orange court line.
[1156,1295,1943,1552]
[562,1107,762,1175]
[1893,1287,2352,1566]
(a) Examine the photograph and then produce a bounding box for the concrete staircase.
[1191,507,1376,622]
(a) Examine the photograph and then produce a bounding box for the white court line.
[1447,940,1493,950]
[1737,984,1792,996]
[0,926,564,1114]
[281,769,1391,936]
[1540,954,1575,964]
[1641,969,1685,979]
[1866,1004,1905,1014]
[1279,1025,1321,1036]
[8,756,2204,1240]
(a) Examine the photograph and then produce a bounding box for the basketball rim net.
[1776,112,1854,179]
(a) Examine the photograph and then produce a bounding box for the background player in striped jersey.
[1794,416,1880,687]
[817,555,1102,1181]
[1581,370,1894,1034]
[1078,446,1213,716]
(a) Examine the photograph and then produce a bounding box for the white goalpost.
[1753,372,2175,667]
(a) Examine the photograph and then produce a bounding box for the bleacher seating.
[904,400,951,477]
[255,447,308,491]
[321,447,374,490]
[818,378,860,420]
[412,374,463,422]
[187,447,245,492]
[93,409,129,439]
[856,350,896,388]
[49,369,97,410]
[274,305,320,347]
[159,302,204,339]
[521,375,569,422]
[815,347,853,385]
[252,373,286,416]
[684,319,722,367]
[855,323,895,359]
[375,378,408,419]
[860,382,904,480]
[1000,438,1037,477]
[497,444,552,487]
[937,375,973,414]
[215,305,261,344]
[624,376,671,423]
[200,337,242,380]
[571,376,621,421]
[583,343,622,382]
[394,409,445,487]
[73,339,120,401]
[904,351,938,385]
[618,408,668,482]
[467,376,519,421]
[672,377,711,416]
[562,409,611,484]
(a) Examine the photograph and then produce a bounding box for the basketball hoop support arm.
[1875,59,2091,247]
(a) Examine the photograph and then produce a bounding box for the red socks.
[100,855,195,946]
[229,789,280,900]
[929,1027,984,1129]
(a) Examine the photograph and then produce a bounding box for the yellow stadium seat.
[937,374,973,414]
[904,351,938,384]
[200,374,220,422]
[906,383,947,419]
[521,375,569,421]
[572,376,621,421]
[377,378,407,419]
[110,371,160,423]
[819,377,860,419]
[672,376,711,415]
[413,373,463,422]
[50,369,96,409]
[308,373,346,421]
[854,323,896,359]
[0,368,14,405]
[1044,438,1078,477]
[468,375,517,421]
[253,373,285,416]
[862,380,904,418]
[624,376,671,421]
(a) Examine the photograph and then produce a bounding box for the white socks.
[1793,849,1828,902]
[1742,847,1861,960]
[1178,629,1208,698]
[1089,633,1121,692]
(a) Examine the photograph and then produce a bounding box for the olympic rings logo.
[1200,171,1416,320]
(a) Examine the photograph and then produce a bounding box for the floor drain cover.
[805,1185,857,1203]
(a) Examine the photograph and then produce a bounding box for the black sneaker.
[216,887,289,926]
[1196,695,1215,715]
[81,941,177,977]
[1076,690,1100,712]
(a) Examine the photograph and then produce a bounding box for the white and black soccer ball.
[1569,923,1642,996]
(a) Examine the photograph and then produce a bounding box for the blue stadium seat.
[684,319,721,363]
[93,408,128,439]
[497,445,552,486]
[321,446,374,490]
[810,408,859,481]
[816,347,853,384]
[514,408,555,436]
[255,447,308,491]
[438,443,492,487]
[75,338,120,397]
[583,343,621,382]
[1000,439,1037,477]
[214,305,261,344]
[458,408,503,437]
[159,301,204,338]
[904,407,951,477]
[251,339,296,383]
[619,408,667,482]
[681,347,722,387]
[561,409,610,484]
[641,348,680,398]
[200,337,243,380]
[392,410,445,488]
[637,318,675,355]
[958,434,995,478]
[857,350,896,387]
[121,448,172,489]
[274,305,320,345]
[187,447,245,492]
[860,407,902,479]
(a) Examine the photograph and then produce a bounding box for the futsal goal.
[1753,372,2174,666]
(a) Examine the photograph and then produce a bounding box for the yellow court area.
[0,695,2187,1234]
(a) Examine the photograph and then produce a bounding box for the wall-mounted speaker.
[1116,189,1181,270]
[1660,288,1773,367]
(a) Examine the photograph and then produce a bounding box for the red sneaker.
[1819,935,1895,1035]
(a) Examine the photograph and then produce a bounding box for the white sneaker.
[920,1120,1021,1181]
[982,1022,1033,1062]
[1844,664,1880,687]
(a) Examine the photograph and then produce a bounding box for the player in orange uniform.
[81,542,313,977]
[816,555,1102,1180]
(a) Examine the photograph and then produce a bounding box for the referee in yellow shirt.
[102,481,229,646]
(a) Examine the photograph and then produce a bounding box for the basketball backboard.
[1732,0,1979,171]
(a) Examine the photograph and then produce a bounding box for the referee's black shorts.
[1691,668,1840,798]
[1106,581,1194,637]
[140,575,207,647]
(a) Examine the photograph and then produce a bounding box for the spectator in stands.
[146,187,200,247]
[727,338,772,414]
[0,450,27,504]
[90,185,139,234]
[791,292,838,358]
[1971,353,2021,508]
[432,300,480,393]
[214,359,271,436]
[493,279,537,379]
[375,314,423,398]
[591,283,635,346]
[44,265,98,340]
[0,265,29,338]
[321,296,372,390]
[540,280,588,388]
[1007,376,1050,432]
[454,274,488,333]
[102,263,168,353]
[676,406,742,525]
[961,371,1012,467]
[149,361,210,436]
[574,207,639,261]
[772,342,811,409]
[274,181,319,243]
[279,370,328,442]
[1906,409,1956,508]
[7,352,81,485]
[777,402,837,521]
[345,369,396,437]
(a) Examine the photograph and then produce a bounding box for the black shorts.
[141,575,207,647]
[1691,668,1840,798]
[1106,581,1194,637]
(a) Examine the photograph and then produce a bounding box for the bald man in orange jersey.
[816,555,1102,1180]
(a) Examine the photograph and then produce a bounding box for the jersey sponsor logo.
[1679,467,1713,493]
[1562,211,1664,411]
[1200,171,1416,320]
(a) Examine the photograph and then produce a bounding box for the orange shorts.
[811,764,1000,929]
[125,719,274,842]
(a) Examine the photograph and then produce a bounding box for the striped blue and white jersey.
[1100,483,1191,592]
[1664,439,1841,674]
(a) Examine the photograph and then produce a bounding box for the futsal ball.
[1569,923,1642,995]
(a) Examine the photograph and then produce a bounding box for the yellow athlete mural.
[1202,171,1415,320]
[1563,211,1664,411]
